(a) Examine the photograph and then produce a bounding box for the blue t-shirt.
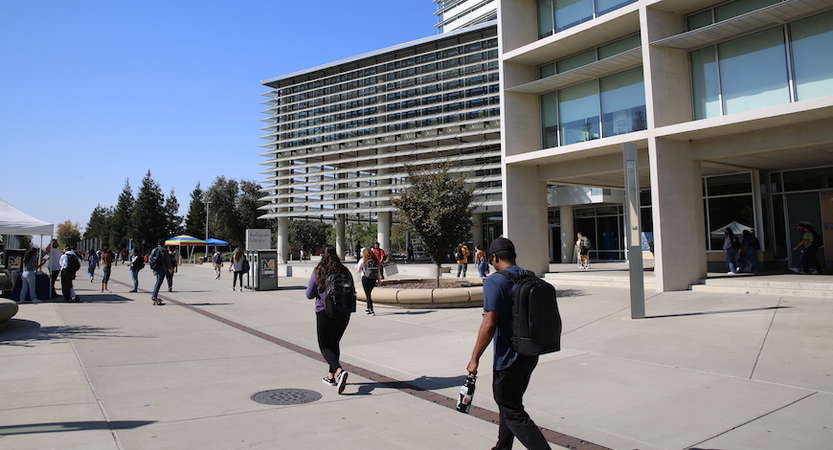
[483,265,531,371]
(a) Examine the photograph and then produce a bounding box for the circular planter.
[357,278,484,308]
[0,298,19,329]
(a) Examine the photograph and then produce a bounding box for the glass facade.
[541,67,645,147]
[538,34,641,79]
[687,0,781,31]
[537,0,637,38]
[690,11,833,119]
[703,173,755,251]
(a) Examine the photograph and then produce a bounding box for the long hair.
[315,246,348,289]
[24,248,38,263]
[233,248,242,262]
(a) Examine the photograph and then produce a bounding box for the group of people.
[18,239,84,303]
[306,237,553,449]
[355,242,386,315]
[722,228,762,274]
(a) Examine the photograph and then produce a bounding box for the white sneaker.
[336,370,349,395]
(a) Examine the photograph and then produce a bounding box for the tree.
[185,183,206,239]
[164,189,183,237]
[238,180,269,235]
[131,170,167,252]
[393,165,474,286]
[206,176,241,245]
[84,205,113,247]
[288,220,331,257]
[57,220,82,249]
[111,179,134,250]
[347,222,377,251]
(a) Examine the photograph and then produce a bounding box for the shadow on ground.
[344,374,466,396]
[0,420,156,436]
[0,319,150,347]
[644,305,791,319]
[557,289,585,298]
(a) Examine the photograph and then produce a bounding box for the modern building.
[258,22,502,262]
[435,0,498,32]
[499,0,833,291]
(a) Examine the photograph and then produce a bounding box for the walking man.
[59,246,81,302]
[166,247,178,292]
[455,242,470,278]
[149,241,170,305]
[466,237,551,450]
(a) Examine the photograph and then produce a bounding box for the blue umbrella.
[205,238,229,246]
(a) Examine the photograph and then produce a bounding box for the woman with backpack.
[86,249,98,283]
[230,248,247,291]
[306,246,353,394]
[356,247,381,315]
[128,248,143,292]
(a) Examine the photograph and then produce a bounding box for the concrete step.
[702,277,833,291]
[543,272,655,289]
[691,284,833,298]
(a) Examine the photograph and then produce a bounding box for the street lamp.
[205,200,212,261]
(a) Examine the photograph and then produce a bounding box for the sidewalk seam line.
[749,296,782,380]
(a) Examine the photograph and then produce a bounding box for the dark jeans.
[152,271,165,299]
[361,276,376,312]
[801,247,820,273]
[493,355,551,450]
[101,266,112,283]
[130,269,139,291]
[233,271,245,288]
[477,261,489,278]
[315,311,350,373]
[457,263,467,277]
[50,270,60,297]
[60,270,74,302]
[166,271,174,290]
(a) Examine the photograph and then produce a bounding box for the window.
[556,50,596,73]
[558,80,600,145]
[538,0,554,38]
[539,34,640,79]
[703,173,755,251]
[718,28,790,115]
[791,11,833,101]
[686,0,780,31]
[690,47,721,119]
[541,92,559,148]
[600,67,646,137]
[555,0,593,32]
[537,0,636,37]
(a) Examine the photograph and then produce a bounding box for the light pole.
[205,200,212,261]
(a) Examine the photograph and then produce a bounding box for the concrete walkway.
[1,264,831,449]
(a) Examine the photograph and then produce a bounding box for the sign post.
[623,143,645,319]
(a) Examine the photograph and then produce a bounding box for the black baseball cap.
[488,237,516,258]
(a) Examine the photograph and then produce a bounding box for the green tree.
[131,170,167,252]
[84,205,112,246]
[288,220,331,257]
[206,176,241,245]
[57,220,82,249]
[185,183,206,239]
[238,180,269,236]
[110,179,134,250]
[164,189,183,237]
[347,222,377,254]
[393,165,474,286]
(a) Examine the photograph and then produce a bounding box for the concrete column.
[503,165,549,275]
[276,217,289,264]
[471,213,483,248]
[648,138,707,291]
[377,212,391,253]
[335,215,346,260]
[559,205,574,264]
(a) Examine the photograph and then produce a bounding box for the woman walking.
[19,248,42,303]
[305,246,352,394]
[100,247,114,292]
[128,248,143,292]
[474,244,489,278]
[86,249,98,283]
[230,248,247,291]
[356,247,381,315]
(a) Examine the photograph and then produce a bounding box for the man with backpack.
[794,223,823,274]
[59,246,82,302]
[149,240,170,305]
[466,237,558,450]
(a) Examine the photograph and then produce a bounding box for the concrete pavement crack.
[749,296,783,380]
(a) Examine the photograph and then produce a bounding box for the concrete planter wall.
[356,278,484,308]
[0,299,19,329]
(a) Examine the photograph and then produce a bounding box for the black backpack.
[454,247,463,260]
[132,257,145,271]
[66,253,80,274]
[324,271,357,317]
[497,270,562,356]
[149,248,165,271]
[241,256,250,273]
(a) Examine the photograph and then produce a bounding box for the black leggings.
[315,311,350,373]
[233,271,245,288]
[361,276,376,312]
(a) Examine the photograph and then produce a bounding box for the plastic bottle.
[456,373,477,414]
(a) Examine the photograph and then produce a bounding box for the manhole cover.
[251,388,322,405]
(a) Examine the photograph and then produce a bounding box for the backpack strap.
[496,269,533,284]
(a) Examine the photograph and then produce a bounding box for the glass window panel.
[707,196,755,251]
[706,173,752,196]
[541,92,559,148]
[598,34,641,59]
[555,0,594,33]
[782,167,833,192]
[540,62,556,78]
[558,80,600,145]
[595,0,636,16]
[556,50,596,73]
[687,10,713,31]
[600,67,646,137]
[719,28,790,115]
[538,0,554,38]
[715,0,779,22]
[791,11,833,101]
[690,47,721,119]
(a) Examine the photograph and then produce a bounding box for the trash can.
[245,250,278,291]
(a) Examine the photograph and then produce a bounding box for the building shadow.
[644,305,791,319]
[0,420,156,436]
[386,310,435,316]
[36,294,134,304]
[0,319,149,347]
[180,302,233,306]
[344,374,466,396]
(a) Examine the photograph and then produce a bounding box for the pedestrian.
[723,228,740,274]
[128,248,144,292]
[740,230,761,274]
[212,250,223,279]
[100,245,115,292]
[86,249,98,283]
[793,223,822,274]
[475,244,489,278]
[45,239,63,298]
[166,247,178,292]
[230,248,247,291]
[19,248,42,303]
[149,241,170,305]
[466,237,552,450]
[356,247,381,315]
[371,242,387,280]
[59,246,81,302]
[577,232,591,270]
[354,242,362,262]
[306,246,354,394]
[455,242,470,278]
[407,243,414,263]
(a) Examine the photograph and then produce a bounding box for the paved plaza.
[2,263,832,449]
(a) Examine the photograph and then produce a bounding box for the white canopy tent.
[710,220,754,237]
[0,199,54,237]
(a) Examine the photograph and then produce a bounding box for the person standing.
[166,247,178,292]
[475,244,489,278]
[19,248,42,303]
[306,246,353,394]
[741,230,761,274]
[455,243,470,278]
[212,250,223,280]
[407,243,414,263]
[356,247,381,315]
[354,243,362,262]
[149,241,170,305]
[100,245,115,292]
[723,228,740,274]
[45,239,63,298]
[577,233,591,270]
[59,246,81,303]
[793,223,822,274]
[128,248,144,292]
[371,242,387,280]
[230,248,247,291]
[466,237,551,450]
[86,249,98,283]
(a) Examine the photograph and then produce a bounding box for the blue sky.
[0,0,435,230]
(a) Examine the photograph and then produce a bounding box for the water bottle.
[456,373,477,414]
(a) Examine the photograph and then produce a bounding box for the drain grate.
[251,388,322,406]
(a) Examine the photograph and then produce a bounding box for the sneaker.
[129,290,137,293]
[335,370,349,394]
[322,376,336,387]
